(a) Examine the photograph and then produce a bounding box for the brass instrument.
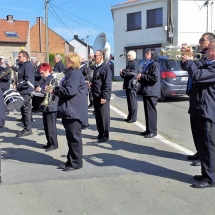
[41,72,64,106]
[0,68,12,79]
[160,45,205,60]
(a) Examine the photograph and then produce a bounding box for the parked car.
[138,56,188,101]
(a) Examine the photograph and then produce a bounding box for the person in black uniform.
[53,54,66,73]
[88,53,95,108]
[34,63,59,152]
[47,53,87,171]
[182,42,215,188]
[91,50,112,142]
[79,55,89,129]
[0,87,5,184]
[31,58,43,112]
[120,50,138,123]
[16,51,35,137]
[181,32,215,166]
[137,49,160,138]
[0,57,11,115]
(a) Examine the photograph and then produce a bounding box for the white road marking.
[110,105,194,155]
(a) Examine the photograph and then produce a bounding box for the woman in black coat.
[120,51,138,123]
[48,53,87,171]
[137,49,160,138]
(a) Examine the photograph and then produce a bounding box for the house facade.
[111,0,215,79]
[69,35,93,60]
[0,15,30,63]
[30,17,74,62]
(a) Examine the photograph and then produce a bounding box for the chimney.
[36,17,43,24]
[74,35,78,39]
[7,15,14,22]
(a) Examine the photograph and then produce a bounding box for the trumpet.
[41,72,64,106]
[160,49,206,61]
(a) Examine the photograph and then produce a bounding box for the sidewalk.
[0,97,214,215]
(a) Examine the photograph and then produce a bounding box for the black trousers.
[88,86,93,105]
[21,94,32,131]
[190,114,199,154]
[143,96,158,134]
[94,98,110,139]
[195,117,215,183]
[32,96,43,110]
[82,93,89,127]
[125,89,138,121]
[43,112,58,148]
[62,119,83,169]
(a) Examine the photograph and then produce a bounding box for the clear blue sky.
[0,0,123,52]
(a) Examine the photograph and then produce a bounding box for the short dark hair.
[145,49,158,62]
[202,32,215,41]
[19,51,29,59]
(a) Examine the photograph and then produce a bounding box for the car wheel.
[158,91,165,102]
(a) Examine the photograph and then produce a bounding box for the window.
[5,32,18,38]
[147,8,163,28]
[127,12,141,31]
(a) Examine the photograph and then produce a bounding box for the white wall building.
[69,35,93,61]
[111,0,215,79]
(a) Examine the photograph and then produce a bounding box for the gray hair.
[54,54,62,60]
[127,50,136,60]
[0,57,8,66]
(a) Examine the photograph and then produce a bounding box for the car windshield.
[164,60,182,71]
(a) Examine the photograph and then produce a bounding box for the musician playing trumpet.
[34,63,59,152]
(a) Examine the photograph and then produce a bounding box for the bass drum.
[3,89,24,111]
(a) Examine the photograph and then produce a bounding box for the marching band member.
[120,51,138,123]
[35,63,59,152]
[137,49,160,138]
[0,87,5,185]
[0,57,11,115]
[47,53,87,171]
[53,54,66,73]
[16,51,34,137]
[91,50,112,142]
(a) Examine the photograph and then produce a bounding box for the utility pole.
[167,0,173,45]
[45,0,49,63]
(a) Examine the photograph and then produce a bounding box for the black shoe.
[191,159,201,166]
[16,118,23,122]
[191,179,215,188]
[193,175,204,181]
[140,131,149,136]
[62,165,79,171]
[127,120,136,123]
[57,162,70,169]
[42,145,50,149]
[145,133,157,138]
[98,137,109,143]
[16,129,33,137]
[187,153,199,161]
[124,119,129,122]
[45,146,58,152]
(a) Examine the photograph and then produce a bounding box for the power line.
[50,2,113,32]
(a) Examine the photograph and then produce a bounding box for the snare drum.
[3,89,24,111]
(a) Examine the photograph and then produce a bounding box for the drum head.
[5,97,24,111]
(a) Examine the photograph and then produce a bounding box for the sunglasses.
[199,38,208,42]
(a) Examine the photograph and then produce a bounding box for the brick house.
[0,15,30,63]
[30,17,74,62]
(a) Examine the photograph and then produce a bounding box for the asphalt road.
[1,82,215,215]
